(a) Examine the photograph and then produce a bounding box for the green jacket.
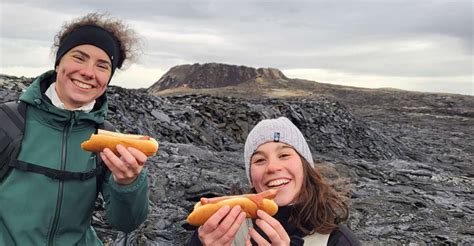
[0,71,149,245]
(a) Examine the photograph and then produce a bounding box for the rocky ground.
[1,74,473,245]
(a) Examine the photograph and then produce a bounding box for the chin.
[274,196,294,207]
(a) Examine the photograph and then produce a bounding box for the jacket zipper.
[47,112,73,246]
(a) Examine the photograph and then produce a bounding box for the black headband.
[55,25,123,77]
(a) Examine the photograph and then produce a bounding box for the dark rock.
[150,109,171,124]
[1,74,473,245]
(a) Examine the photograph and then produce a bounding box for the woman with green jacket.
[0,12,149,245]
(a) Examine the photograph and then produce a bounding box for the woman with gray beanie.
[187,117,360,245]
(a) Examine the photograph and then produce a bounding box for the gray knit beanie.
[244,117,314,183]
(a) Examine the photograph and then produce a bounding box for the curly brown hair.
[52,12,141,69]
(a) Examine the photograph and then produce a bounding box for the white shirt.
[45,82,95,112]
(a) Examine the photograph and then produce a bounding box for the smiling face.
[55,44,112,109]
[250,142,304,206]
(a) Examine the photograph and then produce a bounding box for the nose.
[79,62,95,80]
[266,158,283,173]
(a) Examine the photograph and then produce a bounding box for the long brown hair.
[290,157,350,235]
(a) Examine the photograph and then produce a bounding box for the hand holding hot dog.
[100,144,147,185]
[198,205,247,246]
[81,129,159,185]
[187,189,278,226]
[246,209,290,246]
[190,189,279,245]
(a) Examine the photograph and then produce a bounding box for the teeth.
[73,80,92,89]
[267,179,290,187]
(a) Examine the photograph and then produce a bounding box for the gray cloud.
[1,0,472,94]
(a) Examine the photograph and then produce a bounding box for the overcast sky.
[1,0,472,95]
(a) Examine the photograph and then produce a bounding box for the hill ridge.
[148,62,287,93]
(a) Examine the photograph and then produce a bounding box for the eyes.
[97,63,110,71]
[252,157,265,165]
[72,54,111,71]
[251,152,293,166]
[72,54,85,62]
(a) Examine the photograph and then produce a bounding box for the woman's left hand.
[100,144,148,185]
[246,209,290,246]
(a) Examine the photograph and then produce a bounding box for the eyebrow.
[278,145,293,150]
[71,49,112,67]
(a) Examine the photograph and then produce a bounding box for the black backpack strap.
[8,159,101,181]
[0,101,27,181]
[0,101,26,131]
[1,101,107,183]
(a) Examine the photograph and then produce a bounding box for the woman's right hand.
[198,205,247,246]
[245,210,290,246]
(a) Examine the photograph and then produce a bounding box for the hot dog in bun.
[187,189,278,226]
[81,129,159,157]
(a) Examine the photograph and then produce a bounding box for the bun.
[187,189,278,226]
[81,129,159,157]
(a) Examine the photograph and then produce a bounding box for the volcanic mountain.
[148,63,474,116]
[147,62,325,98]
